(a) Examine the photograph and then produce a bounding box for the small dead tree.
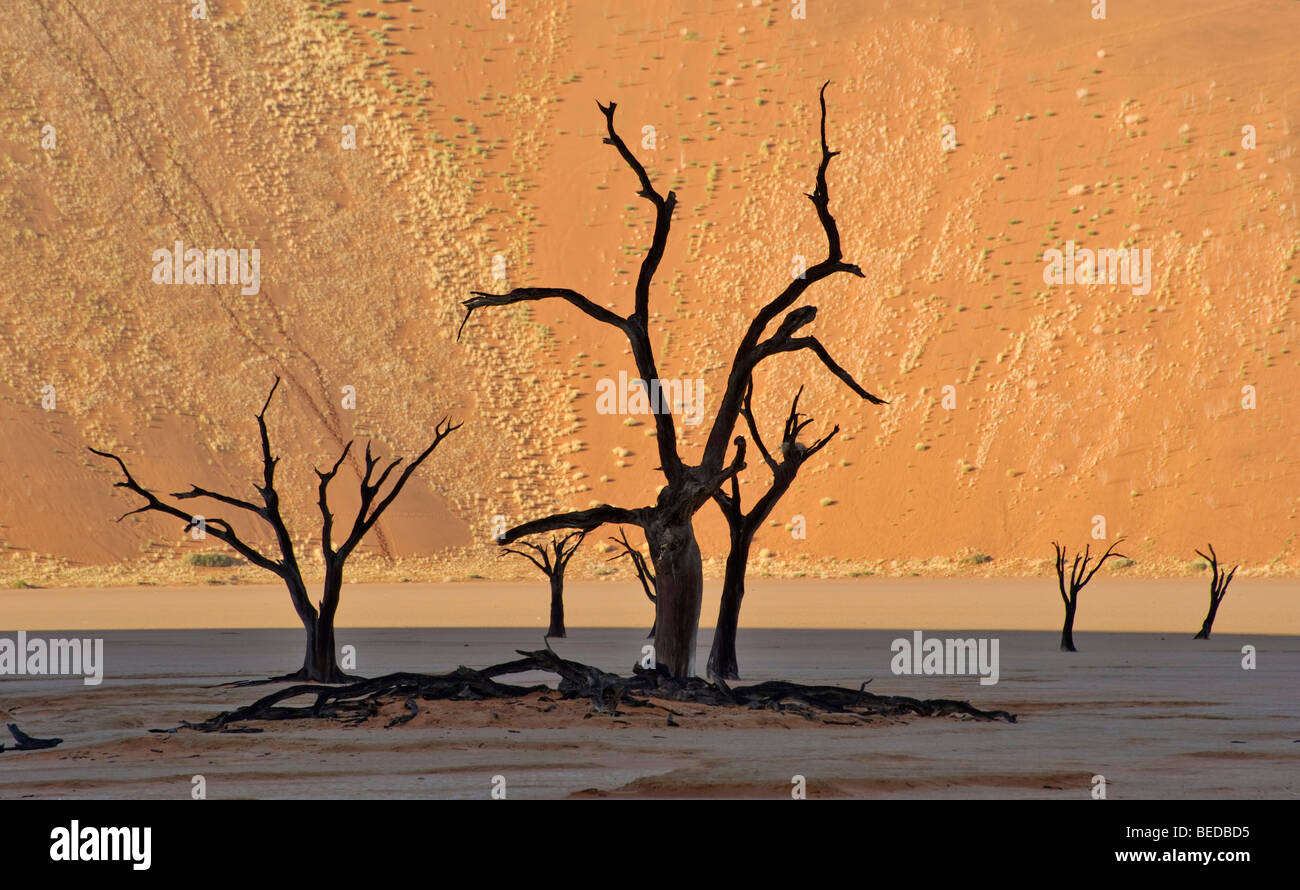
[502,531,587,638]
[1052,538,1127,652]
[1193,544,1237,640]
[459,83,883,677]
[91,377,461,681]
[708,382,840,680]
[608,527,657,638]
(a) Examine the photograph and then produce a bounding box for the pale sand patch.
[3,578,1295,634]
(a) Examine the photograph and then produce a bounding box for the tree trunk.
[295,566,346,682]
[707,531,751,680]
[1060,600,1078,652]
[1194,601,1219,640]
[298,613,344,681]
[547,575,566,638]
[648,515,703,678]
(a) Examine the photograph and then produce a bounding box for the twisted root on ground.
[177,648,1017,732]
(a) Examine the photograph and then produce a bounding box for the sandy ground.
[1,623,1295,800]
[1,577,1295,634]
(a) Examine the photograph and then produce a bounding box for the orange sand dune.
[0,0,1297,588]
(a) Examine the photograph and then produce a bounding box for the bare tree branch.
[170,486,264,517]
[553,529,588,570]
[704,81,869,470]
[1052,541,1069,607]
[714,383,837,526]
[807,80,852,267]
[740,380,777,473]
[497,504,645,545]
[1079,538,1127,590]
[803,425,840,464]
[458,288,627,341]
[594,99,685,473]
[503,530,587,577]
[597,99,678,325]
[90,379,309,608]
[315,440,354,559]
[333,417,462,560]
[1194,543,1238,603]
[701,436,748,499]
[250,377,303,585]
[789,335,888,404]
[502,542,550,574]
[88,446,284,576]
[608,527,656,605]
[760,333,886,405]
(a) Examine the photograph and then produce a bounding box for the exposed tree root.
[179,649,1016,731]
[3,723,63,751]
[210,670,366,690]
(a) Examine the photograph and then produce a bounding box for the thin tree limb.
[459,288,627,341]
[497,504,646,546]
[597,99,677,326]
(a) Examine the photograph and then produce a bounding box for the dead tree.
[458,83,883,677]
[502,531,587,637]
[91,377,460,682]
[1193,544,1237,640]
[1052,538,1127,652]
[708,382,840,680]
[608,526,658,638]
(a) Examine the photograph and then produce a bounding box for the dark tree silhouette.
[1051,538,1127,652]
[458,83,883,677]
[1192,544,1237,640]
[91,377,461,682]
[708,382,842,680]
[607,526,658,638]
[502,531,587,637]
